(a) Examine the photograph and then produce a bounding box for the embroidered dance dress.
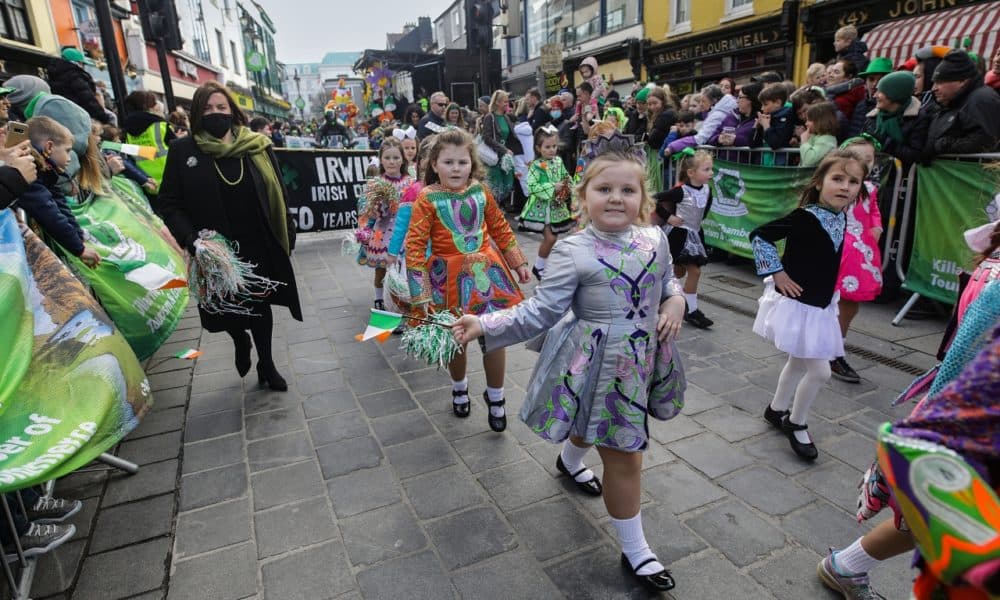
[519,157,576,234]
[836,182,883,302]
[356,173,414,269]
[478,225,687,451]
[405,181,526,314]
[750,205,846,360]
[654,183,711,266]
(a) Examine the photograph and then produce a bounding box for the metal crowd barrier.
[661,145,802,188]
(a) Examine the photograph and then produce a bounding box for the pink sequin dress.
[836,182,883,302]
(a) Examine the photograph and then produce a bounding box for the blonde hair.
[806,63,826,84]
[587,120,617,141]
[574,154,653,226]
[27,116,72,147]
[835,25,858,41]
[78,122,107,194]
[677,149,713,184]
[422,127,484,186]
[488,90,509,114]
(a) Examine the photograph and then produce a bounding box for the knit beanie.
[877,71,916,103]
[932,50,978,82]
[4,75,50,109]
[635,87,649,102]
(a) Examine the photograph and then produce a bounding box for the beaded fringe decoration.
[188,229,283,315]
[399,311,462,369]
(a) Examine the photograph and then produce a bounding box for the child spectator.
[755,84,795,150]
[799,102,839,166]
[100,124,158,192]
[834,25,870,75]
[660,110,697,156]
[20,116,100,267]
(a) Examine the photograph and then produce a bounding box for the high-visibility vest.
[125,121,170,192]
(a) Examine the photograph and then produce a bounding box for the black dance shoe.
[452,389,470,418]
[531,266,543,281]
[257,362,288,392]
[234,332,252,377]
[482,391,506,432]
[683,309,714,329]
[763,405,789,429]
[781,416,818,461]
[556,455,602,496]
[620,553,675,592]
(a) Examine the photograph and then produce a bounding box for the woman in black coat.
[155,82,300,391]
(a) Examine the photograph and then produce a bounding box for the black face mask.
[202,113,233,139]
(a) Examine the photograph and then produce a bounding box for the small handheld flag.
[355,309,403,343]
[101,141,157,161]
[174,349,203,360]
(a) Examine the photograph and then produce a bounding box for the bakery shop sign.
[649,25,782,65]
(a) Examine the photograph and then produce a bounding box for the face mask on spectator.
[551,110,562,119]
[202,113,233,139]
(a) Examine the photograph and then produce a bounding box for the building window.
[723,0,754,21]
[231,41,240,74]
[453,10,461,42]
[216,29,228,67]
[565,0,601,47]
[669,0,691,35]
[0,0,33,43]
[604,0,639,34]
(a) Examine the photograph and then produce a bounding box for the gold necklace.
[214,157,244,186]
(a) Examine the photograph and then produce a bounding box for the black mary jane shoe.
[763,405,789,430]
[234,332,252,377]
[556,455,602,496]
[482,392,507,432]
[452,389,470,418]
[257,363,288,392]
[620,554,675,592]
[531,266,543,281]
[781,416,818,461]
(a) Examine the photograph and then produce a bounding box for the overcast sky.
[257,0,452,64]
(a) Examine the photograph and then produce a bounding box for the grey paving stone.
[167,542,257,600]
[648,413,704,445]
[287,338,334,359]
[261,541,356,600]
[692,405,771,442]
[356,387,417,418]
[426,506,517,569]
[149,386,188,412]
[308,409,370,446]
[185,409,242,443]
[643,460,729,515]
[544,545,654,599]
[295,370,348,396]
[782,500,869,556]
[719,384,774,416]
[245,406,306,440]
[400,368,451,393]
[291,354,341,376]
[66,497,99,541]
[795,460,864,513]
[190,370,243,395]
[509,498,603,561]
[183,433,243,474]
[680,336,734,360]
[708,351,768,375]
[402,465,484,520]
[370,410,436,447]
[148,369,191,391]
[842,408,898,441]
[55,469,107,500]
[326,465,401,518]
[810,386,867,420]
[243,387,304,415]
[175,498,253,560]
[427,407,492,440]
[117,429,183,465]
[452,431,526,473]
[103,458,179,507]
[75,537,170,599]
[667,551,772,599]
[180,462,247,511]
[477,459,563,512]
[316,435,383,479]
[669,432,755,478]
[749,547,830,600]
[187,388,243,417]
[29,539,85,597]
[130,406,186,439]
[90,493,175,553]
[679,384,727,414]
[412,388,452,415]
[254,496,338,559]
[719,465,817,516]
[251,460,326,510]
[302,389,358,418]
[385,435,457,479]
[825,430,880,471]
[684,500,786,567]
[247,430,314,472]
[340,503,427,566]
[347,370,404,396]
[356,550,455,600]
[452,551,561,600]
[743,433,834,476]
[624,503,707,565]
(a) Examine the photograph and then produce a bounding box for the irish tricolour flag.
[355,309,403,343]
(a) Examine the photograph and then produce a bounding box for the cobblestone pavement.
[35,227,952,599]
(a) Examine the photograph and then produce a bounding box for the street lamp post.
[294,70,303,121]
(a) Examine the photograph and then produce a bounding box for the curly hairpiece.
[421,128,484,186]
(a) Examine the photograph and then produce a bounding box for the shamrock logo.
[281,163,300,192]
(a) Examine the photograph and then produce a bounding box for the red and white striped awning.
[863,3,1000,69]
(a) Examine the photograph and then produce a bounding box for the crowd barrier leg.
[97,453,139,475]
[889,164,923,326]
[881,161,907,273]
[1,481,64,599]
[892,293,923,326]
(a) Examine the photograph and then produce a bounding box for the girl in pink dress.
[831,136,883,383]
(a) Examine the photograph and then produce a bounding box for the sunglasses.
[434,102,448,107]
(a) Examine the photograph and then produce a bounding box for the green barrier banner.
[703,160,810,258]
[0,213,151,492]
[62,176,189,360]
[905,160,999,304]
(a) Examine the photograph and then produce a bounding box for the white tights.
[770,355,831,430]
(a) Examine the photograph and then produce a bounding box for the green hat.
[60,47,94,66]
[859,57,894,77]
[635,87,649,102]
[876,71,916,103]
[0,86,15,96]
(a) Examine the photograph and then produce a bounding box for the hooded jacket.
[922,76,1000,159]
[580,56,608,100]
[46,57,110,124]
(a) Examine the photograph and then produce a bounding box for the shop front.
[645,16,795,96]
[801,0,998,66]
[562,36,643,95]
[141,46,220,105]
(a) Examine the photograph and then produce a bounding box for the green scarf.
[194,126,290,254]
[874,104,906,144]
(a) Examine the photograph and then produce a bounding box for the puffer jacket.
[45,57,109,124]
[862,96,931,167]
[922,77,1000,160]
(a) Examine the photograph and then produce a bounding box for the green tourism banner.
[703,159,811,258]
[0,213,151,492]
[60,176,189,360]
[905,160,999,304]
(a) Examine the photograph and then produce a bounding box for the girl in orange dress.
[405,128,530,432]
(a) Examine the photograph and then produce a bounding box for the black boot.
[257,362,288,392]
[233,331,252,377]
